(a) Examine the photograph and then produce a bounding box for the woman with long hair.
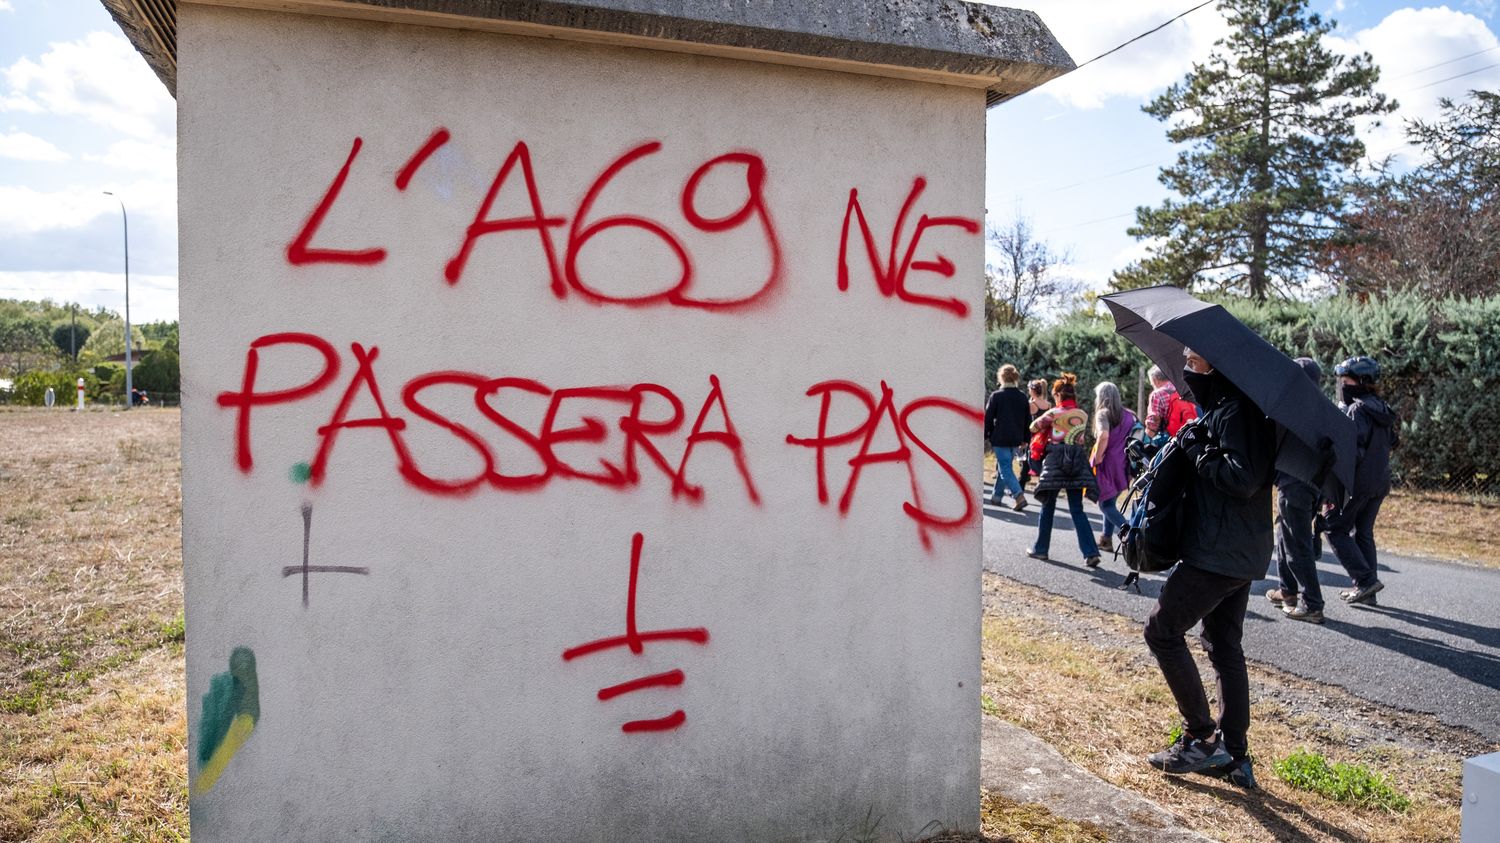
[1090,381,1136,553]
[1027,373,1101,567]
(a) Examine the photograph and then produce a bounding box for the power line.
[1390,45,1500,80]
[1403,60,1500,93]
[1073,0,1219,71]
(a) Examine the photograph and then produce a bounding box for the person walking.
[984,364,1031,511]
[1326,356,1399,606]
[1265,358,1328,623]
[1027,373,1100,568]
[1144,347,1276,789]
[1090,382,1136,553]
[1019,379,1052,492]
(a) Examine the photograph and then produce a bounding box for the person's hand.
[1177,420,1213,455]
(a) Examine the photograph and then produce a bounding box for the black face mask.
[1340,382,1371,403]
[1183,367,1217,408]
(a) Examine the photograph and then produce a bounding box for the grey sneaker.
[1148,733,1233,775]
[1284,601,1324,624]
[1026,549,1049,561]
[1203,756,1258,790]
[1340,580,1384,605]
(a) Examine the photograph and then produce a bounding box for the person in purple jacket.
[1089,381,1136,555]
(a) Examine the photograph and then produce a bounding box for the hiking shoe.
[1203,757,1259,790]
[1148,734,1233,775]
[1340,580,1384,605]
[1265,588,1297,608]
[1098,532,1114,553]
[1284,602,1324,624]
[1026,549,1049,561]
[1013,493,1029,512]
[1084,555,1102,569]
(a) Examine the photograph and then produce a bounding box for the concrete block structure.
[105,2,1071,840]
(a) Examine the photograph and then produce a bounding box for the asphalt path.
[980,485,1500,743]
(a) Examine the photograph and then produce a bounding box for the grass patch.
[980,694,1001,717]
[980,575,1471,842]
[979,791,1107,843]
[1274,749,1413,812]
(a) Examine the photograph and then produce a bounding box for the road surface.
[981,486,1500,743]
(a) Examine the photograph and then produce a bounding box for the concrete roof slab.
[106,0,1073,104]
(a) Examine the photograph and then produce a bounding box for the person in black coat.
[1143,348,1276,789]
[1266,358,1328,623]
[984,364,1031,511]
[1327,356,1400,606]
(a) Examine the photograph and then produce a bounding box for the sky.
[1,0,1498,323]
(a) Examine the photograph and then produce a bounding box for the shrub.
[8,370,96,406]
[989,293,1500,493]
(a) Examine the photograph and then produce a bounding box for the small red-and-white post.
[76,377,86,411]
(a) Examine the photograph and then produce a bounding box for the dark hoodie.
[1343,390,1400,499]
[1276,358,1324,493]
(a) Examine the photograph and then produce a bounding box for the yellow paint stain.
[193,713,255,794]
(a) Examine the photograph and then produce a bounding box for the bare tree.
[985,214,1082,330]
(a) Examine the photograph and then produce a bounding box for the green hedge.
[986,293,1498,492]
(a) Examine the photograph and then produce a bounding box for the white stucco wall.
[179,5,985,840]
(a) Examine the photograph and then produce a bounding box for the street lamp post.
[103,192,131,408]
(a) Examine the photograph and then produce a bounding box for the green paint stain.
[290,462,311,484]
[197,647,260,767]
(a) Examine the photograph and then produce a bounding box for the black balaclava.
[1339,381,1372,403]
[1182,367,1219,408]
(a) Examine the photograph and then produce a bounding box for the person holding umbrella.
[1100,286,1358,790]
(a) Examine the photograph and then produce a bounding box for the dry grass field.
[0,408,186,841]
[1,409,1490,841]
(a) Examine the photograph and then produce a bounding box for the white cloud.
[1,31,174,140]
[0,179,174,235]
[985,0,1231,109]
[0,1,13,11]
[1328,7,1500,165]
[0,130,69,162]
[0,185,111,234]
[85,137,175,176]
[0,270,178,323]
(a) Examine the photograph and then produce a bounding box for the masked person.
[1327,356,1399,606]
[1144,348,1275,788]
[1265,358,1328,623]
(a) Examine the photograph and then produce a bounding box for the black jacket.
[984,387,1030,448]
[1178,373,1277,581]
[1033,441,1098,497]
[1344,395,1399,500]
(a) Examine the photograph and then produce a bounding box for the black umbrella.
[1100,285,1355,504]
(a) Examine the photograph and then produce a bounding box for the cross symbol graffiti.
[281,503,369,608]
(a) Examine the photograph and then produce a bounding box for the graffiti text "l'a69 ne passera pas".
[287,129,980,318]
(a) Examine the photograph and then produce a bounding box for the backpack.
[1116,435,1194,575]
[1165,395,1198,436]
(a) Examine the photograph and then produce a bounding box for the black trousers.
[1276,480,1324,611]
[1327,493,1385,589]
[1144,563,1253,761]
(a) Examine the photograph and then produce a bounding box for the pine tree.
[1114,0,1394,299]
